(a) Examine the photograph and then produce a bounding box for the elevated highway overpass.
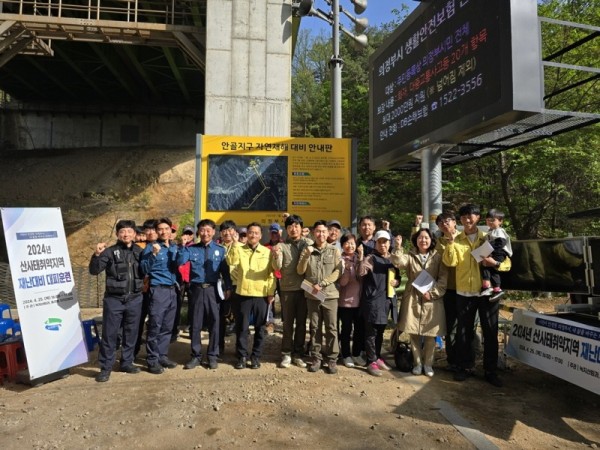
[0,1,297,149]
[0,1,207,116]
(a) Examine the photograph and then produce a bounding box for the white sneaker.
[352,355,366,367]
[343,356,355,368]
[412,364,423,376]
[280,355,291,368]
[424,365,434,377]
[292,357,307,368]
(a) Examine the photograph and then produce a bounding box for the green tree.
[291,1,600,239]
[292,6,421,234]
[442,0,600,238]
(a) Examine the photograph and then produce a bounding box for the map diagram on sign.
[207,155,288,211]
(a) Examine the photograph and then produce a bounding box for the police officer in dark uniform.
[89,219,144,382]
[140,217,180,374]
[178,219,232,370]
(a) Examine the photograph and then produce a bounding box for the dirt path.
[1,316,599,450]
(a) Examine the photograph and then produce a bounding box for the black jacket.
[359,252,400,325]
[89,242,144,296]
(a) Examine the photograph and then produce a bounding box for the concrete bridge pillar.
[204,0,293,137]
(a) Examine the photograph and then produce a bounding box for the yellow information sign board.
[198,135,354,229]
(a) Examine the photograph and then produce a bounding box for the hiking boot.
[280,355,292,368]
[343,356,355,368]
[328,360,338,374]
[292,357,307,368]
[367,361,382,377]
[250,357,261,369]
[95,370,111,382]
[376,358,391,371]
[412,364,423,376]
[235,357,247,369]
[208,359,218,370]
[148,363,164,375]
[184,357,201,370]
[120,365,140,374]
[485,372,503,387]
[159,358,178,369]
[308,357,321,373]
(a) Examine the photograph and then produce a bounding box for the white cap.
[374,230,390,241]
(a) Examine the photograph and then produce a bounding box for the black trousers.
[364,322,387,365]
[172,281,190,339]
[219,285,236,353]
[338,307,364,358]
[233,294,268,359]
[134,290,151,357]
[455,294,499,373]
[443,289,458,366]
[188,283,220,361]
[99,294,142,371]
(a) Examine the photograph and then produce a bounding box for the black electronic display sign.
[369,0,542,169]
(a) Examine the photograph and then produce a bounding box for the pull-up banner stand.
[1,207,88,380]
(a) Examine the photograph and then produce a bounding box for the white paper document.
[301,279,326,302]
[412,270,435,294]
[471,240,494,262]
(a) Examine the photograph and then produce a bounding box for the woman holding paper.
[391,228,448,377]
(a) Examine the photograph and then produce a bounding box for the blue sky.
[302,1,418,36]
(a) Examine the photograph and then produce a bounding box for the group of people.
[90,204,511,388]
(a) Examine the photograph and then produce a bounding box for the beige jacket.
[272,236,313,291]
[391,248,448,337]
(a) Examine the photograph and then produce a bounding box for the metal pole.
[330,0,343,138]
[422,144,451,233]
[420,147,431,229]
[428,144,444,233]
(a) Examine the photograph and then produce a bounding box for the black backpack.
[394,342,413,372]
[390,327,413,372]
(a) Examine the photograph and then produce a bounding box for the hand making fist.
[95,242,107,256]
[395,235,402,248]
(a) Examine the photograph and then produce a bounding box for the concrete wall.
[0,110,202,151]
[204,0,292,137]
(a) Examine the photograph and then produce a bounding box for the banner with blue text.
[1,207,88,379]
[506,309,599,395]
